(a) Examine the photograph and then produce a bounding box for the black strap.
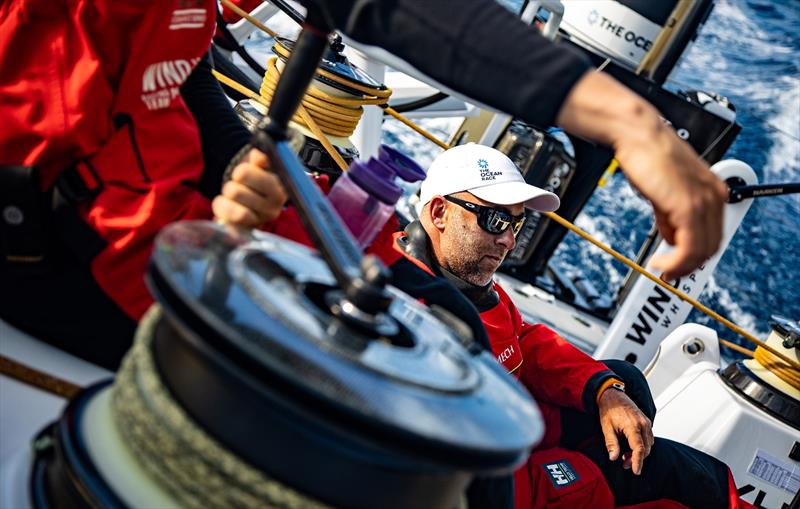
[54,162,101,205]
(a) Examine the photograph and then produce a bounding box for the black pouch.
[0,165,50,267]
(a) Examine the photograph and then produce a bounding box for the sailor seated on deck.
[218,143,754,509]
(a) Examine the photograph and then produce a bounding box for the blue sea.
[247,0,800,357]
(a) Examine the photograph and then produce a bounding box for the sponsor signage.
[561,0,662,67]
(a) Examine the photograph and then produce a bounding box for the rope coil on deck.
[111,305,330,509]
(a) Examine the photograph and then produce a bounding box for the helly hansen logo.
[478,158,501,181]
[543,460,579,488]
[141,58,201,110]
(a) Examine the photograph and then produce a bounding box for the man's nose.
[496,228,516,250]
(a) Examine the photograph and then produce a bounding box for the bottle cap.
[379,145,426,183]
[348,158,403,205]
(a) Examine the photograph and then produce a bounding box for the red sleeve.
[497,285,613,412]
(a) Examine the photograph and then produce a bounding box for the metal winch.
[29,221,543,509]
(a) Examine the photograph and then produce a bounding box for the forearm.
[555,71,667,150]
[181,51,251,199]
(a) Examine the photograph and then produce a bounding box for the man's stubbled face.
[437,192,522,286]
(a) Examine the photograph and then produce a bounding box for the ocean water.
[381,0,800,358]
[245,0,799,357]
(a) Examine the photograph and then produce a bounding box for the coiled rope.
[111,305,330,509]
[214,2,448,172]
[753,344,800,391]
[262,53,389,139]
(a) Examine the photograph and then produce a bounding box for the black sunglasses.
[445,196,526,236]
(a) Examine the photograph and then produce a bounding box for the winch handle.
[726,177,800,203]
[269,0,306,26]
[250,5,393,315]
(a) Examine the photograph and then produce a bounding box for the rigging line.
[754,344,800,390]
[382,106,451,150]
[699,117,736,159]
[220,0,278,38]
[222,5,450,151]
[596,58,612,73]
[0,354,82,399]
[719,338,755,357]
[214,68,347,171]
[544,210,800,372]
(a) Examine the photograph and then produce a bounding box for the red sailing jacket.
[481,283,611,449]
[0,0,216,319]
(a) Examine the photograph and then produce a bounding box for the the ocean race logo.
[478,158,501,181]
[141,58,201,111]
[562,1,661,65]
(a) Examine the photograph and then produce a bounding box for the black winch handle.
[270,0,306,26]
[249,7,392,315]
[727,178,800,204]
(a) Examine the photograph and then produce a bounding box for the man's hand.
[612,119,728,281]
[597,388,654,475]
[212,148,288,228]
[557,72,728,281]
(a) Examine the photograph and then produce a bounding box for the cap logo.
[478,158,501,181]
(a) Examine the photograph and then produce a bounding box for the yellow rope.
[719,338,755,358]
[220,0,278,38]
[382,106,451,150]
[754,345,800,391]
[212,68,350,171]
[544,211,800,372]
[212,69,268,107]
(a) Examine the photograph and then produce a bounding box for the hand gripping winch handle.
[250,7,393,315]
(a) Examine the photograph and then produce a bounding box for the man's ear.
[428,196,448,231]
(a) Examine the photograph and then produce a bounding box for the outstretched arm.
[556,72,727,280]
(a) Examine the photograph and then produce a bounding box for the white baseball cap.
[419,143,560,211]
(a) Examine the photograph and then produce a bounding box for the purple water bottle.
[328,158,403,249]
[378,144,426,183]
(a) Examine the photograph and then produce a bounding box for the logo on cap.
[478,158,501,182]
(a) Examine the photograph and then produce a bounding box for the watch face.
[611,382,626,392]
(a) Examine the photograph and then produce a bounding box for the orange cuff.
[596,377,625,404]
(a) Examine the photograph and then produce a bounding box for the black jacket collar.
[399,221,500,312]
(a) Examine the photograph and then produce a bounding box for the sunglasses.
[445,195,526,236]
